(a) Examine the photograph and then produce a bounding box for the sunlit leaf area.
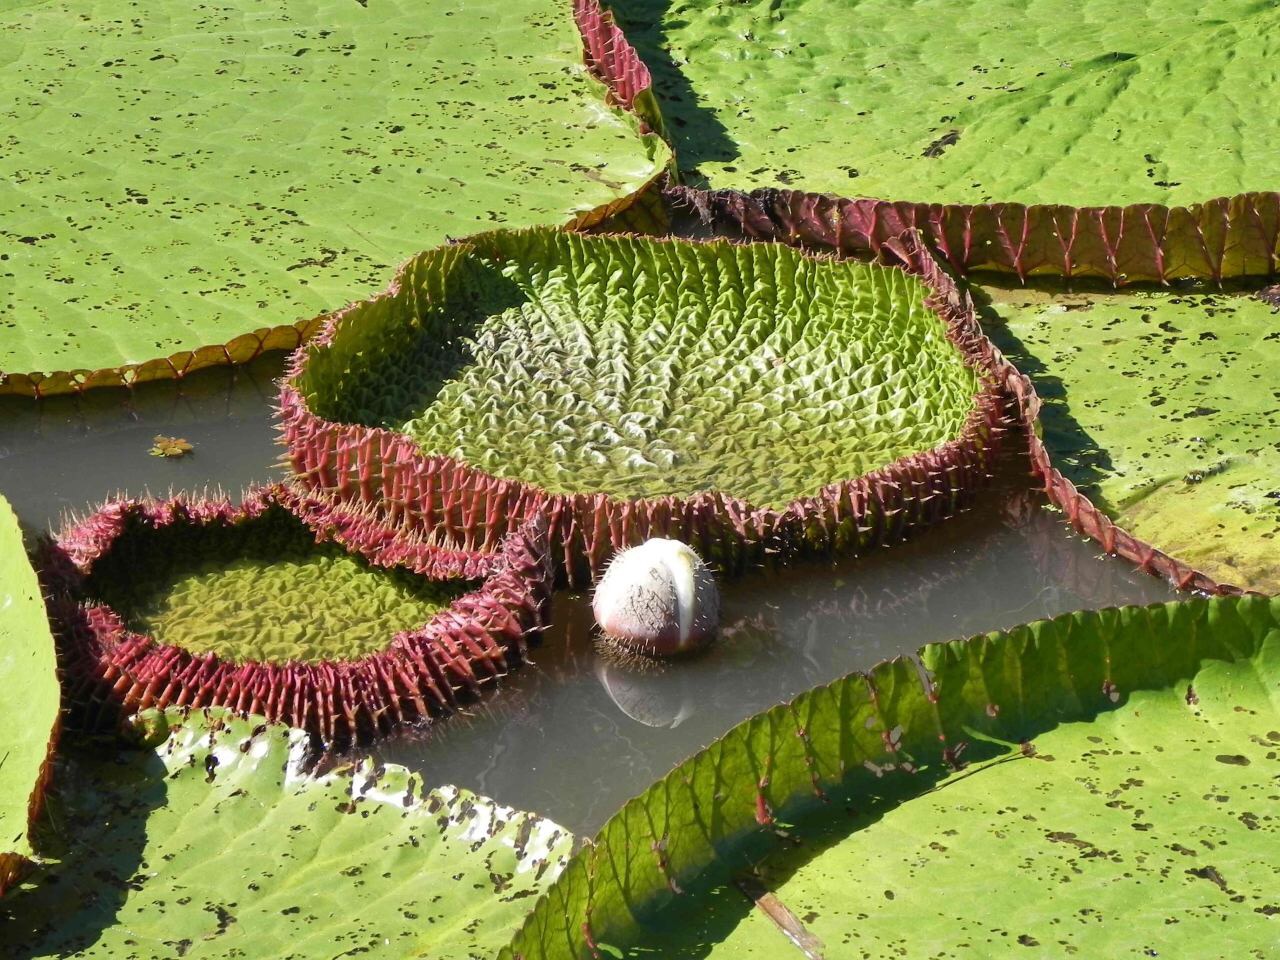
[1,1,1275,957]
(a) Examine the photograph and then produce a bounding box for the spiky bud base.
[593,538,720,658]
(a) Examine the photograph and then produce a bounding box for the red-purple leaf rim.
[668,185,1280,285]
[38,486,553,748]
[659,188,1265,595]
[279,228,1005,586]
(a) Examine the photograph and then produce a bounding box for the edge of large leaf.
[0,0,672,399]
[0,495,60,897]
[666,185,1280,283]
[5,707,575,957]
[499,593,1280,959]
[587,2,1280,282]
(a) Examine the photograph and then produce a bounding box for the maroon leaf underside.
[667,185,1280,284]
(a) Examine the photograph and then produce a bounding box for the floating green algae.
[0,0,669,386]
[615,0,1280,206]
[299,230,983,510]
[86,505,470,664]
[981,281,1280,593]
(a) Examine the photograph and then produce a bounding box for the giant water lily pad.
[44,487,552,745]
[0,494,60,896]
[502,595,1280,958]
[619,0,1279,207]
[283,229,1002,577]
[86,501,466,665]
[2,709,574,958]
[0,0,669,395]
[982,282,1280,593]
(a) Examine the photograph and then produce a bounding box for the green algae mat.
[0,0,669,393]
[502,595,1280,958]
[0,495,60,896]
[1,710,574,958]
[86,502,469,664]
[981,282,1280,594]
[295,229,983,510]
[615,0,1280,206]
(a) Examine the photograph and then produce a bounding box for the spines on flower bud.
[592,538,720,657]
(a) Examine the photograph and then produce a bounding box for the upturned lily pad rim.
[501,593,1280,959]
[597,3,1280,281]
[279,228,1005,583]
[0,318,324,400]
[575,0,666,140]
[658,192,1258,596]
[663,185,1280,284]
[40,485,553,746]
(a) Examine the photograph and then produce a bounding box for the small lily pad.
[43,487,553,746]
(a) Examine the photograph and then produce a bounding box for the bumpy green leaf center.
[87,508,468,664]
[305,232,981,510]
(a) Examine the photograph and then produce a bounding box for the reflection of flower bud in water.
[594,658,694,729]
[592,538,720,657]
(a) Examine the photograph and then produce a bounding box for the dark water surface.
[0,357,1174,836]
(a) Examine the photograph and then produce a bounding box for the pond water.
[0,354,1174,837]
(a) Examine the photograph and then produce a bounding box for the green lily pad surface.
[0,494,60,895]
[3,710,574,958]
[298,230,983,509]
[0,0,669,388]
[616,0,1279,205]
[981,282,1280,593]
[86,504,470,664]
[503,595,1280,958]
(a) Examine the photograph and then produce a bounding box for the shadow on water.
[0,734,168,958]
[970,278,1116,500]
[611,0,739,184]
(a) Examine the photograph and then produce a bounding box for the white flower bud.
[592,538,720,657]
